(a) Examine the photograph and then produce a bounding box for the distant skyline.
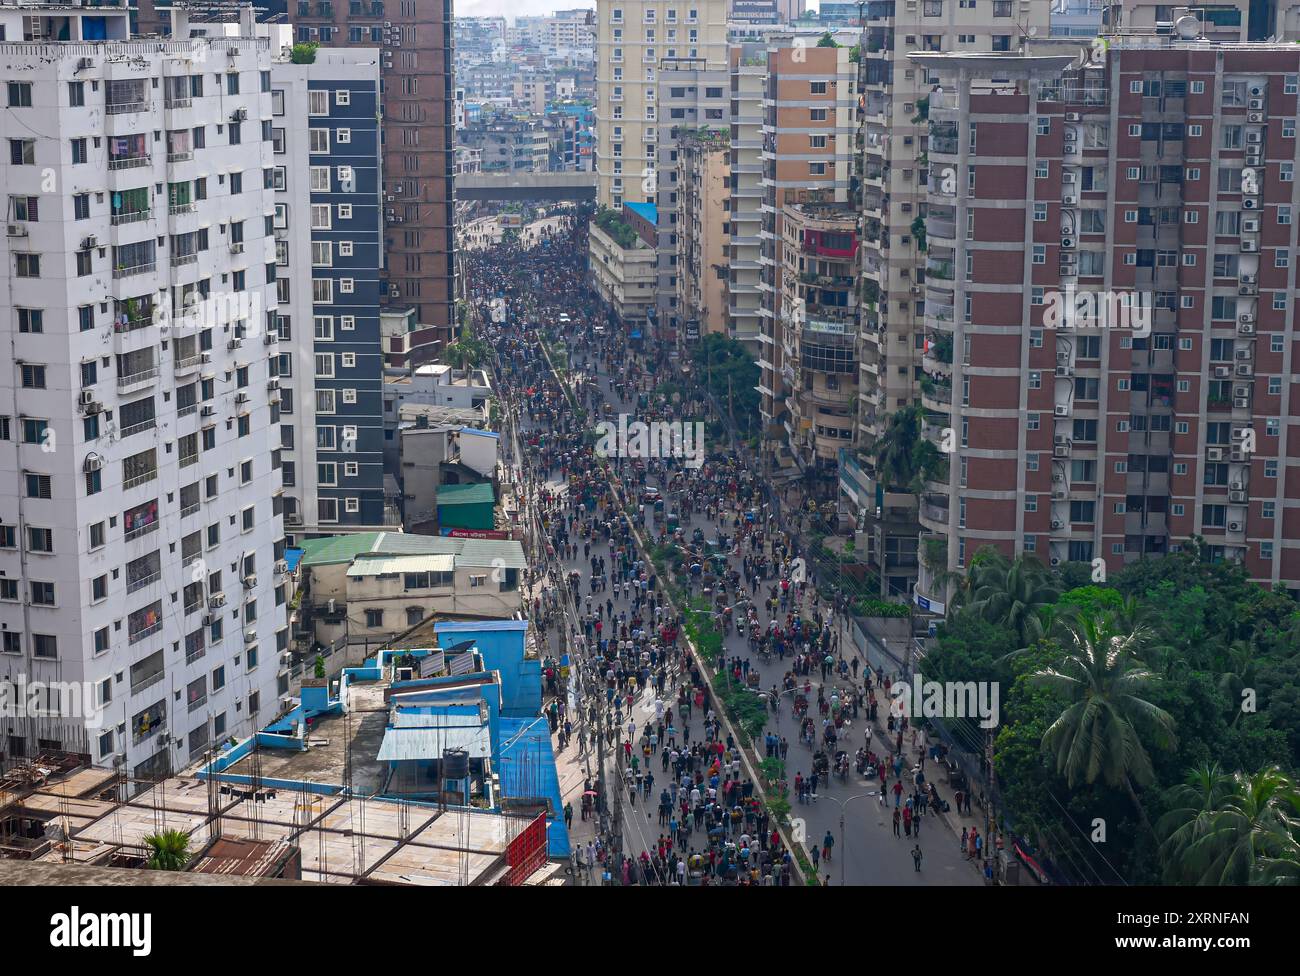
[454,0,821,20]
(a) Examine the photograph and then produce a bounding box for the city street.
[477,213,980,884]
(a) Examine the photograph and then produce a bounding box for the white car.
[558,313,571,323]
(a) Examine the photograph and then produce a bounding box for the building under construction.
[0,749,554,885]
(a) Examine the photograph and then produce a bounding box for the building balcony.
[108,155,151,171]
[130,670,165,697]
[117,366,159,393]
[122,468,159,493]
[113,262,156,279]
[106,100,149,116]
[110,209,151,226]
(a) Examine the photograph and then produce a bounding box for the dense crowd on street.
[460,206,982,884]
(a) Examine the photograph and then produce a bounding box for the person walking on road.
[912,844,923,872]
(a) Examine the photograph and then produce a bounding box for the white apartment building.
[0,3,287,779]
[727,40,766,350]
[594,0,729,210]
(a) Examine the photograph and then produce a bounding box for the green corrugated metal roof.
[298,531,452,567]
[457,539,527,569]
[436,483,495,507]
[297,532,382,567]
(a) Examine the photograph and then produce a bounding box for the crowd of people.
[459,205,987,885]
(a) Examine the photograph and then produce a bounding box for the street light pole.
[818,792,875,886]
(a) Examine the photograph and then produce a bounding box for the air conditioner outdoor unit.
[274,559,289,574]
[1234,397,1250,409]
[1242,239,1258,252]
[1250,85,1265,97]
[1249,98,1264,110]
[1065,112,1081,122]
[1052,489,1068,501]
[1055,365,1072,377]
[1238,322,1255,335]
[1061,237,1075,249]
[84,453,103,472]
[202,614,214,626]
[200,352,212,364]
[235,391,249,404]
[228,338,242,350]
[79,389,96,406]
[1215,366,1231,378]
[280,697,296,712]
[1054,433,1069,446]
[1063,193,1078,206]
[209,593,227,609]
[1239,285,1257,296]
[1062,171,1078,184]
[267,379,280,391]
[1247,131,1263,144]
[245,628,258,643]
[1246,152,1262,166]
[1235,385,1251,398]
[1053,445,1070,457]
[1053,404,1070,417]
[1241,272,1257,284]
[243,574,257,589]
[264,332,276,345]
[230,107,247,122]
[230,242,244,255]
[280,652,292,667]
[1051,519,1064,530]
[81,235,98,250]
[1236,365,1253,378]
[1228,522,1242,532]
[1052,472,1065,483]
[1239,312,1255,323]
[6,224,28,237]
[1230,490,1248,504]
[1242,218,1260,233]
[1207,447,1224,461]
[1243,197,1259,209]
[1248,112,1264,123]
[201,404,215,417]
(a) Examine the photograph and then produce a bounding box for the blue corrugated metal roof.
[498,715,569,858]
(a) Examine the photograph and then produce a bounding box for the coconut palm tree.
[1160,766,1300,885]
[144,829,192,871]
[1157,762,1234,882]
[1029,612,1177,833]
[872,405,945,494]
[963,552,1060,648]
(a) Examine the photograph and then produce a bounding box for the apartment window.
[9,139,34,165]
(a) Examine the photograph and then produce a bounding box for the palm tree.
[1159,766,1300,885]
[1029,612,1177,833]
[872,405,945,494]
[1218,638,1259,725]
[1157,762,1234,881]
[963,552,1060,648]
[144,829,192,871]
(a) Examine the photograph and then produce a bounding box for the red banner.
[502,813,549,885]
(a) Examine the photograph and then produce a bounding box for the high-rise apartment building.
[756,33,857,482]
[271,49,390,538]
[0,3,286,776]
[676,128,731,343]
[912,36,1300,607]
[1102,1,1300,41]
[846,0,1050,600]
[727,40,768,350]
[594,0,729,210]
[138,0,456,361]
